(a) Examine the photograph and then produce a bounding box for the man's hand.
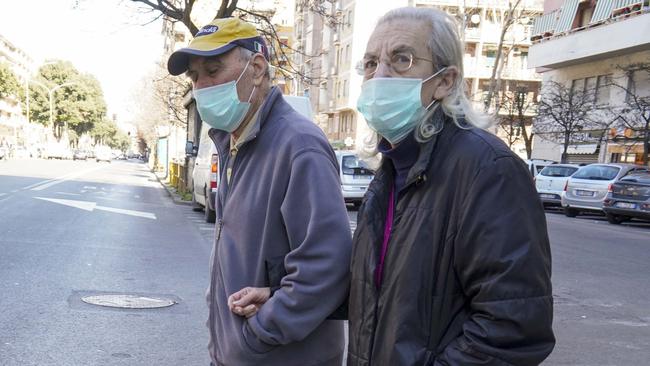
[228,287,271,318]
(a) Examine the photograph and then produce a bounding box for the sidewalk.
[153,171,192,206]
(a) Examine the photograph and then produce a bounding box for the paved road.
[2,158,648,365]
[0,158,212,366]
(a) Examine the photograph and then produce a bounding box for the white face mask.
[356,67,447,144]
[193,58,256,133]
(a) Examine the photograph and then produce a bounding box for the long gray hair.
[361,7,491,155]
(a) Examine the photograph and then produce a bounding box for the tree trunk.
[562,132,571,163]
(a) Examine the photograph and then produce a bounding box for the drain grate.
[81,294,176,309]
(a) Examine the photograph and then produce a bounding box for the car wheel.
[564,207,579,217]
[191,192,203,212]
[204,188,216,223]
[606,213,627,225]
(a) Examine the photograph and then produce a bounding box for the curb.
[152,170,193,206]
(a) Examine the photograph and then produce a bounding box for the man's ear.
[432,66,459,100]
[251,54,267,86]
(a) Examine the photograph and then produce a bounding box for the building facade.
[0,34,35,150]
[529,0,650,165]
[294,0,544,154]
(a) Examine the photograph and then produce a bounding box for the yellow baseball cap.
[167,17,269,76]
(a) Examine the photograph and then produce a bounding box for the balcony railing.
[531,0,647,43]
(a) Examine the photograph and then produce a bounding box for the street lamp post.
[29,79,76,138]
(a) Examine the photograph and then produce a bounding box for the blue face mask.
[193,59,255,133]
[356,67,447,144]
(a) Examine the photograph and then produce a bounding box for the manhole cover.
[81,294,176,309]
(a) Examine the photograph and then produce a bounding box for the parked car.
[602,171,650,224]
[190,122,219,223]
[46,145,72,160]
[335,151,375,207]
[95,147,112,163]
[561,163,648,217]
[535,164,580,207]
[526,159,556,176]
[73,150,88,160]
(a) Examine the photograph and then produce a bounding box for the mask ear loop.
[422,66,448,110]
[235,56,256,103]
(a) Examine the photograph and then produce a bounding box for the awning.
[555,0,580,34]
[590,0,615,24]
[566,144,598,154]
[532,10,559,37]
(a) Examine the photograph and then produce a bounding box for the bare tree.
[608,63,650,165]
[129,0,333,86]
[497,86,536,158]
[536,81,598,163]
[483,0,538,113]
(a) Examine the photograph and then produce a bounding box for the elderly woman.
[348,7,555,366]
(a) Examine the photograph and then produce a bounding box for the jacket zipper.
[368,187,397,365]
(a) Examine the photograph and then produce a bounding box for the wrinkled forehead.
[364,19,431,58]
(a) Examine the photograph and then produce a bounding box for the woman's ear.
[432,66,458,100]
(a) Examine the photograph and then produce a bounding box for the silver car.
[535,164,580,207]
[335,151,374,208]
[561,163,648,217]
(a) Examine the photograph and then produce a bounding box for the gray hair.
[239,47,272,79]
[361,7,491,155]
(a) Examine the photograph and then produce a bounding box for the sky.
[0,0,166,125]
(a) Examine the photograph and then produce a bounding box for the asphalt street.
[0,158,213,366]
[1,158,649,365]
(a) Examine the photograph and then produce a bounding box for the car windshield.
[342,155,374,175]
[572,166,620,181]
[540,166,578,177]
[620,172,650,185]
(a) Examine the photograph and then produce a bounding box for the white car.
[526,159,556,176]
[561,163,648,217]
[335,151,375,207]
[535,164,580,207]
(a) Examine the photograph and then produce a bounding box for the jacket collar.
[209,86,282,156]
[375,107,452,192]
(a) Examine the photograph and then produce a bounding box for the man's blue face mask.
[193,58,255,133]
[356,67,447,144]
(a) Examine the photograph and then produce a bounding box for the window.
[539,166,578,177]
[345,45,350,63]
[596,74,612,104]
[343,80,348,97]
[629,69,650,98]
[572,165,620,180]
[585,76,597,101]
[571,78,585,94]
[341,155,373,176]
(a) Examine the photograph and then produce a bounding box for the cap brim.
[167,44,238,76]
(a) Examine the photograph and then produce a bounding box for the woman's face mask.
[356,67,446,145]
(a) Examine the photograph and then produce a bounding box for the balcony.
[529,3,650,69]
[464,56,540,81]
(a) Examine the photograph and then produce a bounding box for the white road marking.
[28,166,104,191]
[35,197,157,220]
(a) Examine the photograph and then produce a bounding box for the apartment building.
[529,0,650,164]
[294,0,543,154]
[0,34,35,148]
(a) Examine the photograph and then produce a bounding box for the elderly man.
[167,18,351,366]
[347,7,555,366]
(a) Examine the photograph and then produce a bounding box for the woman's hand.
[228,287,271,318]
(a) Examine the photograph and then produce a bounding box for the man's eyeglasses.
[355,52,435,77]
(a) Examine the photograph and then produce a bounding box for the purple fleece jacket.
[206,86,352,366]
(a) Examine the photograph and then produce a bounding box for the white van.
[189,95,314,223]
[335,151,375,207]
[190,123,219,223]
